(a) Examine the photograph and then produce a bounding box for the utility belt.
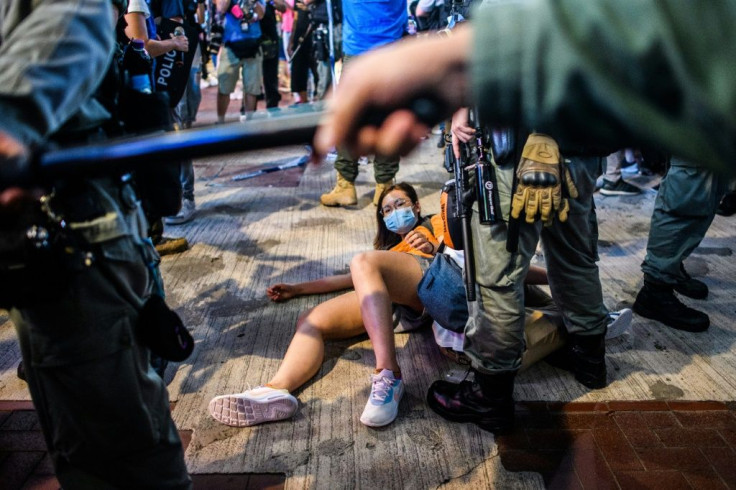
[0,176,149,309]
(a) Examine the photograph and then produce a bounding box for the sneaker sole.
[208,394,298,427]
[360,405,399,427]
[632,301,709,332]
[606,309,633,339]
[599,189,640,196]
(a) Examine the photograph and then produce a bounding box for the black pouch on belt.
[137,295,194,362]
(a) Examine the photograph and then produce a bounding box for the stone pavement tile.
[546,452,583,490]
[548,401,610,412]
[0,411,40,430]
[669,401,728,411]
[675,410,736,429]
[32,454,55,476]
[0,431,47,451]
[0,451,44,490]
[701,446,736,488]
[590,412,619,429]
[568,432,617,489]
[614,470,691,490]
[560,412,597,430]
[190,473,285,489]
[500,449,568,475]
[681,467,729,490]
[613,412,663,448]
[636,446,710,472]
[0,410,11,427]
[654,427,728,448]
[639,411,680,429]
[524,428,584,452]
[0,401,35,411]
[593,426,644,471]
[608,401,670,412]
[717,428,736,448]
[22,474,62,490]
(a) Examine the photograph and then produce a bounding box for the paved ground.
[1,85,735,489]
[4,400,736,489]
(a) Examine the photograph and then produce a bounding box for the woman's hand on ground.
[267,283,297,302]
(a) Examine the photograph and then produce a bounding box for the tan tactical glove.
[510,133,579,226]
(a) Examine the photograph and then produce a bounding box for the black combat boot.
[545,332,607,389]
[570,332,607,389]
[426,370,516,434]
[673,267,708,300]
[633,280,710,332]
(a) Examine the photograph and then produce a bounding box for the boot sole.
[426,395,513,434]
[633,301,709,332]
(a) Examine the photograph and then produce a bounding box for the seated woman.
[208,183,628,429]
[210,182,448,428]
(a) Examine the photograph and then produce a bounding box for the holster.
[0,202,70,309]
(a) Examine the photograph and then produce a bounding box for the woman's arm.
[267,273,354,302]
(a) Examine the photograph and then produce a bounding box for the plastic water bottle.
[123,38,153,93]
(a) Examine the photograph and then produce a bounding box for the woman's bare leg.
[268,291,365,392]
[349,251,425,374]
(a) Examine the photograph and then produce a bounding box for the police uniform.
[0,0,190,487]
[464,151,608,374]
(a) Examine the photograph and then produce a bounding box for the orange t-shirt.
[388,215,445,258]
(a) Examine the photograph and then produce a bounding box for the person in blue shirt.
[319,0,407,208]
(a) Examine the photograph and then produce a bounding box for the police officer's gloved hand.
[510,133,578,226]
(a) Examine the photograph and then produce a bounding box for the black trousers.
[262,54,281,108]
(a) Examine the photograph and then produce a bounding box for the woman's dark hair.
[373,182,422,250]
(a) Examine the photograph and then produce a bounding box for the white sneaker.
[208,386,298,427]
[360,369,404,427]
[164,199,195,225]
[606,308,633,339]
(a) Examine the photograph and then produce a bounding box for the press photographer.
[304,0,341,99]
[216,0,266,122]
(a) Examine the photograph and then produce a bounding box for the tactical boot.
[372,180,393,206]
[320,173,357,207]
[633,281,710,332]
[545,332,608,389]
[426,370,516,434]
[672,267,708,300]
[570,332,607,389]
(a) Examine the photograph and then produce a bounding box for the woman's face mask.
[383,206,418,234]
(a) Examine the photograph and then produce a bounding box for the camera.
[230,0,257,31]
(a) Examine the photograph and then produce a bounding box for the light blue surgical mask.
[383,206,418,234]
